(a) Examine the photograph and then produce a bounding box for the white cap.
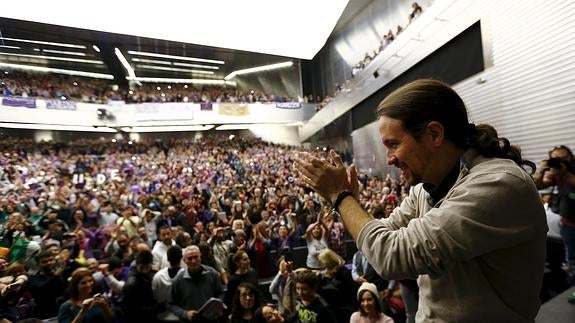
[357,282,380,303]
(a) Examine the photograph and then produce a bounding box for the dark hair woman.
[58,268,114,323]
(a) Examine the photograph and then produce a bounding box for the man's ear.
[425,121,445,147]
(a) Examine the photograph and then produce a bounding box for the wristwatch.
[331,190,354,212]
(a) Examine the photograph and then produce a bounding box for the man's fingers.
[295,160,319,182]
[349,164,360,199]
[330,150,344,168]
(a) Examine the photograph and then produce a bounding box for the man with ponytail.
[296,79,546,322]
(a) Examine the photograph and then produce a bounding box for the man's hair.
[167,245,183,265]
[296,269,318,289]
[157,225,171,235]
[376,79,535,173]
[183,245,200,255]
[107,256,122,270]
[136,250,153,266]
[36,250,53,261]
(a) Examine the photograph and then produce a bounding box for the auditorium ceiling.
[0,17,294,84]
[0,0,372,86]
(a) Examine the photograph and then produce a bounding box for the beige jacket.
[357,150,547,322]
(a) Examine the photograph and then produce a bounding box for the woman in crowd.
[58,268,114,323]
[199,241,228,285]
[305,219,329,270]
[350,282,394,323]
[0,262,30,321]
[317,249,357,321]
[254,304,288,323]
[225,249,259,309]
[230,282,262,323]
[269,255,297,315]
[247,222,273,278]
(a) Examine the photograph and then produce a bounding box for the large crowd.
[0,136,410,322]
[0,131,570,322]
[0,71,295,105]
[315,2,424,113]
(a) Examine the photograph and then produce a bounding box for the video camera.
[547,157,575,174]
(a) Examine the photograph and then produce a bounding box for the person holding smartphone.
[58,268,114,323]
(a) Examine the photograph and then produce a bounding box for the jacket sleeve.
[168,277,187,321]
[269,271,282,298]
[378,185,421,230]
[357,172,545,279]
[104,274,125,293]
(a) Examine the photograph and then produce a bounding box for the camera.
[547,157,575,174]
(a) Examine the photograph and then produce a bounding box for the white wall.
[310,0,574,171]
[454,0,575,162]
[0,99,313,128]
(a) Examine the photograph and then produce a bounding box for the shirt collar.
[422,154,469,206]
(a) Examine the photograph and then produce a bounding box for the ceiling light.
[0,52,103,64]
[33,48,41,51]
[125,125,214,132]
[224,61,294,80]
[0,62,114,79]
[126,76,236,86]
[0,37,86,49]
[92,45,101,53]
[0,45,20,50]
[128,50,224,64]
[115,47,141,85]
[0,122,116,132]
[136,64,214,74]
[42,49,86,56]
[172,62,219,70]
[132,58,172,65]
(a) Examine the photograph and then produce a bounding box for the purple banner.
[200,102,213,111]
[1,96,36,108]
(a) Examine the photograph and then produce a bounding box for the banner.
[218,103,249,116]
[275,102,302,109]
[1,97,36,108]
[46,99,77,110]
[134,103,194,121]
[200,102,213,111]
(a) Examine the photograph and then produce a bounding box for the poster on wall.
[134,103,194,121]
[1,97,36,108]
[218,103,249,116]
[275,102,301,109]
[200,102,213,111]
[46,100,77,110]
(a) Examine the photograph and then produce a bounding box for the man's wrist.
[331,190,354,211]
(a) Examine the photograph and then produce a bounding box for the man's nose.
[386,154,397,166]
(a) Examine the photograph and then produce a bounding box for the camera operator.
[534,145,575,287]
